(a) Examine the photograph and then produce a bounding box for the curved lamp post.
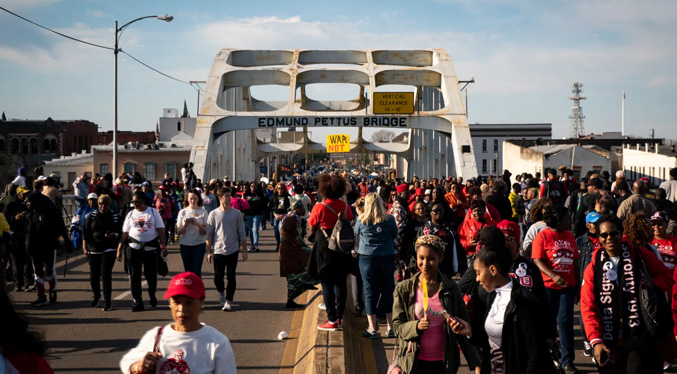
[113,14,173,177]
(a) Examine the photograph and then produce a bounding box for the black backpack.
[320,202,355,254]
[545,180,566,207]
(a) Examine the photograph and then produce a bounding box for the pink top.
[414,288,446,361]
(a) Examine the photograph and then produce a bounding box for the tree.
[370,130,396,143]
[181,100,189,118]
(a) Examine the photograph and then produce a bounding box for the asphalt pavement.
[11,227,293,373]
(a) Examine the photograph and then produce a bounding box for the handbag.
[153,326,165,352]
[157,252,169,277]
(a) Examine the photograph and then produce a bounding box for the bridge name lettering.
[257,117,408,128]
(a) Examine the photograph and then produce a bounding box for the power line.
[120,50,190,85]
[0,6,113,51]
[1,6,197,94]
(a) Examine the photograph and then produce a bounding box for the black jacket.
[4,196,28,234]
[84,210,122,253]
[486,278,556,374]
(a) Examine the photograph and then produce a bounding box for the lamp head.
[157,14,173,22]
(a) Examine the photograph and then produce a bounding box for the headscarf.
[415,234,446,253]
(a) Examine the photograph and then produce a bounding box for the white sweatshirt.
[120,323,237,374]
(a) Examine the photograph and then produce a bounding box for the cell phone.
[599,350,610,366]
[186,218,195,222]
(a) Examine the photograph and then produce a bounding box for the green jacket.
[392,272,481,374]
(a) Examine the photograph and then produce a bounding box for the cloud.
[86,10,109,19]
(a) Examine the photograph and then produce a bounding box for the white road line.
[114,281,147,300]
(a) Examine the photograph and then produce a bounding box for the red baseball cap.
[164,272,206,300]
[497,220,520,242]
[396,184,409,194]
[415,188,425,197]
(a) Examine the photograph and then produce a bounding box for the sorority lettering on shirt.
[653,238,677,269]
[551,239,575,273]
[158,350,189,373]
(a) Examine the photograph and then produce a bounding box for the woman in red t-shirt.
[531,205,580,373]
[308,174,354,331]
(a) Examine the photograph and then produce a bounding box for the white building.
[503,141,611,179]
[470,123,552,178]
[622,143,677,186]
[158,108,197,142]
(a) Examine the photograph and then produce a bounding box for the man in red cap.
[388,183,410,256]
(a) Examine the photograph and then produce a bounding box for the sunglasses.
[431,209,443,214]
[651,221,665,226]
[599,231,619,239]
[131,200,142,204]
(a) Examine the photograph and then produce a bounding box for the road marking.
[114,281,147,300]
[279,292,308,374]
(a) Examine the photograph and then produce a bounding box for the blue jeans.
[179,243,206,278]
[246,214,262,247]
[359,255,395,316]
[272,217,282,244]
[545,287,576,366]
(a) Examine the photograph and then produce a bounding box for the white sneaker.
[222,300,232,311]
[218,293,226,308]
[318,302,326,310]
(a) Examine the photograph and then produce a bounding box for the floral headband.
[415,235,446,253]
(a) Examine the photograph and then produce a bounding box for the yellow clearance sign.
[373,92,414,114]
[326,134,350,153]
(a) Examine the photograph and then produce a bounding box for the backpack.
[545,180,565,208]
[320,202,355,254]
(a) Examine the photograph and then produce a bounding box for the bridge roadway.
[12,227,597,373]
[12,229,293,373]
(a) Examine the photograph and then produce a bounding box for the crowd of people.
[1,164,677,373]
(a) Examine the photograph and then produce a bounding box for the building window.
[493,139,498,152]
[482,159,487,173]
[0,137,5,152]
[30,138,38,154]
[177,121,181,131]
[44,139,50,152]
[51,139,57,153]
[493,159,497,174]
[482,139,487,152]
[166,163,177,180]
[11,138,19,154]
[145,162,156,181]
[100,163,109,176]
[124,162,135,174]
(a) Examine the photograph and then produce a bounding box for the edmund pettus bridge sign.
[190,49,477,180]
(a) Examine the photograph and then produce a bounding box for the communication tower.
[569,82,586,137]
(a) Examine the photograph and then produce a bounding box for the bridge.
[190,49,477,180]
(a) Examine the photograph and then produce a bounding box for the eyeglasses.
[431,209,443,214]
[599,231,619,239]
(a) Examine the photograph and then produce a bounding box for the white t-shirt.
[123,207,165,247]
[120,323,237,374]
[177,207,208,246]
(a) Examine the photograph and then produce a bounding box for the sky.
[1,0,676,143]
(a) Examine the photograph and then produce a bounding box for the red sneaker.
[317,320,339,331]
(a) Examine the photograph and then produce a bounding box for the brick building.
[0,117,97,185]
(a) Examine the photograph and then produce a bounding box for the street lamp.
[113,14,173,177]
